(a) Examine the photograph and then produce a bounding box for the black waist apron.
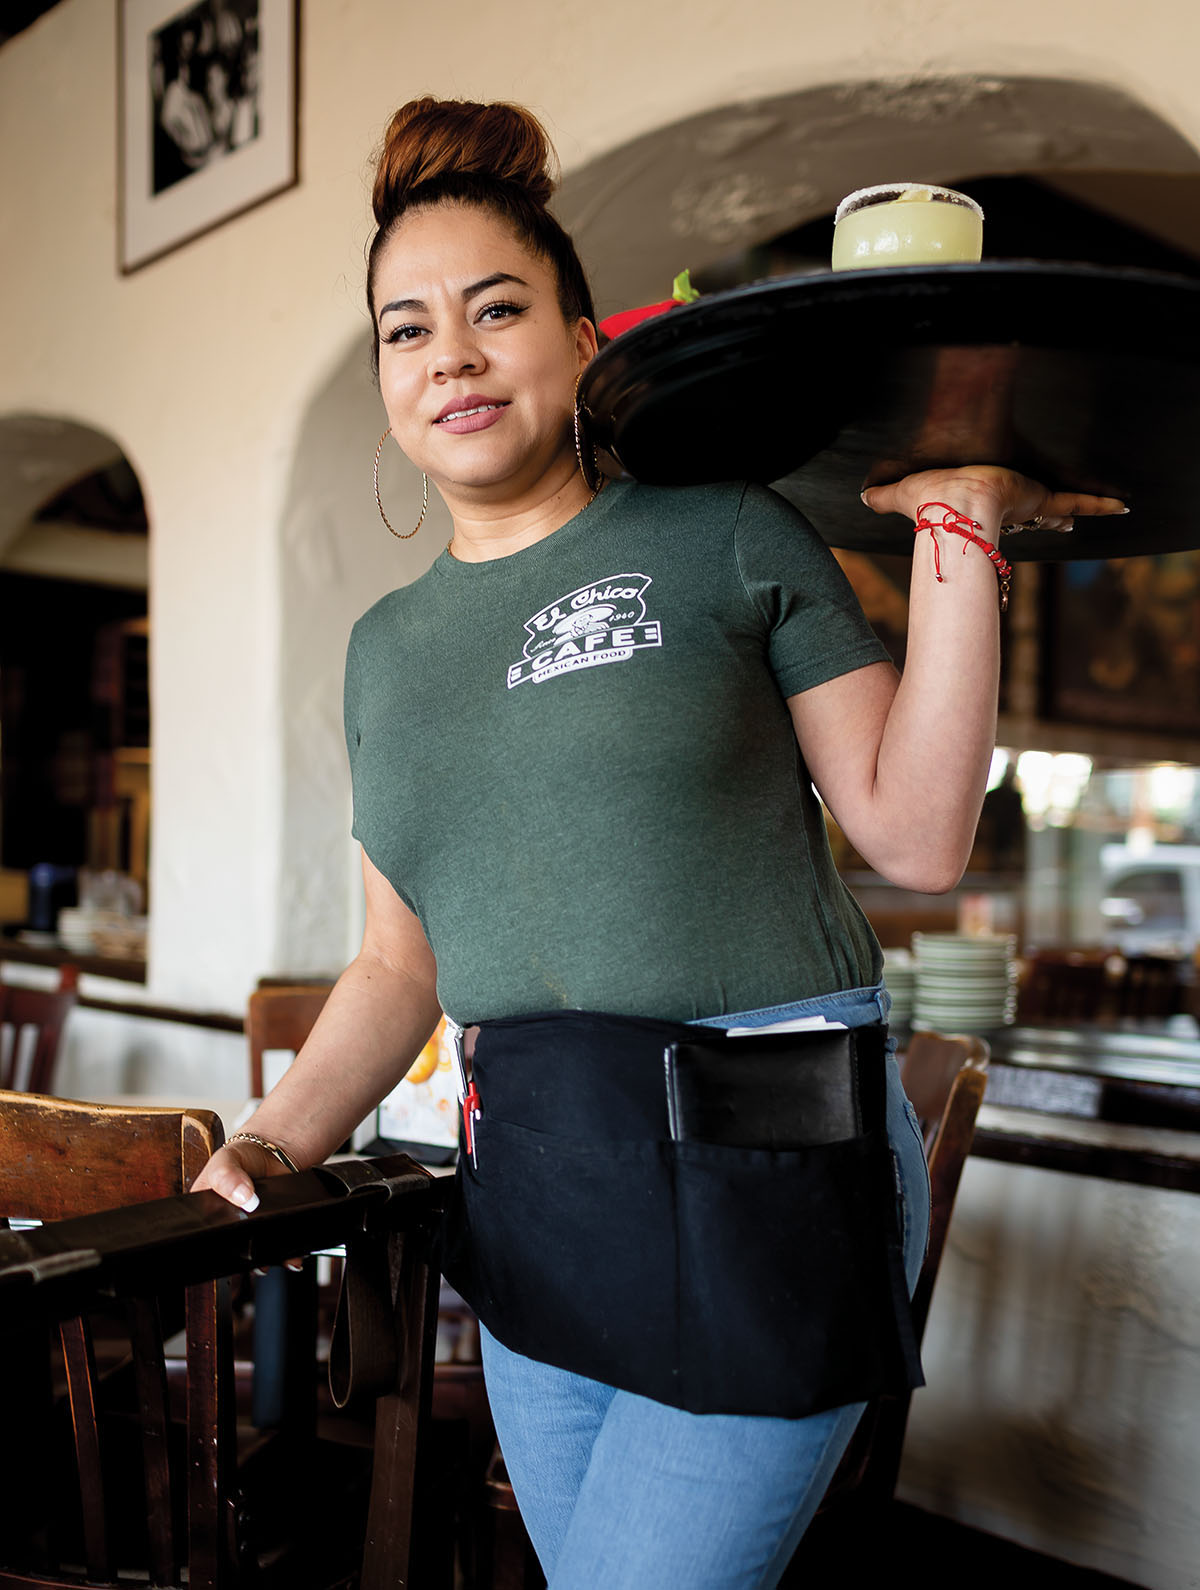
[442,1009,923,1418]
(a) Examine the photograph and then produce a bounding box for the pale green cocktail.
[832,183,983,270]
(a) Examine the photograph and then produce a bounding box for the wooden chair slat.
[125,1296,179,1588]
[185,1277,235,1590]
[360,1226,440,1590]
[59,1313,110,1581]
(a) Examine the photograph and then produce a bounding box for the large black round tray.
[578,262,1200,562]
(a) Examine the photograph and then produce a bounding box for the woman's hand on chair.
[191,1142,308,1269]
[191,1139,291,1212]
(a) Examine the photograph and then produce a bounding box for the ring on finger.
[1001,514,1044,534]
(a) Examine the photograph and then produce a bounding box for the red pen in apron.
[446,1017,481,1169]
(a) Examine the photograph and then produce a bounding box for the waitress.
[194,96,1124,1587]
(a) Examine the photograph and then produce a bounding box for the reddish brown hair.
[366,97,595,373]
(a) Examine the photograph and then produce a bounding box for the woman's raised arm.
[788,465,1126,893]
[191,850,442,1209]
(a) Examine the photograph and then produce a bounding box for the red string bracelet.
[914,502,1013,611]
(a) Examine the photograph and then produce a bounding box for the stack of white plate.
[56,906,99,955]
[881,947,916,1028]
[911,932,1018,1032]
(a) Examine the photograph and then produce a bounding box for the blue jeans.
[480,986,931,1588]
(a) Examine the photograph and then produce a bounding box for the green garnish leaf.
[672,269,701,304]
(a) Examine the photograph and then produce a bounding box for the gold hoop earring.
[374,428,428,539]
[573,375,599,493]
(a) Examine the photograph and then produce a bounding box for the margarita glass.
[832,183,983,270]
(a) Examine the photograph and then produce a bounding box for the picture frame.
[1043,551,1200,735]
[118,0,298,273]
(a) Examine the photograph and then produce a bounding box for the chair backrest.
[246,984,331,1096]
[804,1030,990,1530]
[0,964,79,1093]
[0,1088,225,1588]
[1016,947,1186,1024]
[0,1087,219,1219]
[1016,947,1114,1022]
[1111,953,1185,1018]
[899,1030,990,1341]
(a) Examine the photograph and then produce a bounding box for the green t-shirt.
[344,480,889,1024]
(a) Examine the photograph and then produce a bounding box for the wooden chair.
[0,1090,445,1589]
[0,1089,226,1587]
[243,983,336,1429]
[1111,953,1185,1018]
[246,982,345,1431]
[0,963,78,1091]
[246,983,332,1097]
[245,984,336,1427]
[1015,947,1115,1022]
[886,1030,990,1354]
[245,983,493,1587]
[1017,947,1187,1024]
[781,1031,990,1578]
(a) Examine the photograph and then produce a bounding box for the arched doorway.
[0,414,150,955]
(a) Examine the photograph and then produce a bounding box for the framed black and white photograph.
[119,0,298,273]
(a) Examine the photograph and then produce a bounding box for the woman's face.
[373,203,596,504]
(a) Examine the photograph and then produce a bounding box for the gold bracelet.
[225,1131,300,1174]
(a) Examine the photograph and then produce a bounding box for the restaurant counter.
[899,1017,1200,1587]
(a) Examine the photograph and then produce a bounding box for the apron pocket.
[446,1116,681,1399]
[672,1131,915,1417]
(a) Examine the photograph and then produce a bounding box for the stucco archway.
[0,415,133,561]
[561,75,1200,313]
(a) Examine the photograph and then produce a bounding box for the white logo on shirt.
[506,573,663,688]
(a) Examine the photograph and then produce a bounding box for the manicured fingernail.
[860,491,870,504]
[1121,506,1131,514]
[231,1187,259,1212]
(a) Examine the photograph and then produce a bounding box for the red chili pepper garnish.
[598,270,700,340]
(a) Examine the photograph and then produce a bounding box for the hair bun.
[372,97,557,224]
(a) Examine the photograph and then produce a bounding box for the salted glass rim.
[834,183,985,226]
